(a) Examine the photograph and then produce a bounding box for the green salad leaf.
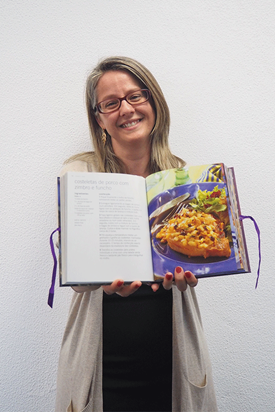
[190,186,227,214]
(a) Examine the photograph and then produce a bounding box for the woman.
[55,56,218,412]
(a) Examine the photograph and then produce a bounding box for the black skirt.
[103,284,173,412]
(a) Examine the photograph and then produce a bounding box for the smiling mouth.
[120,119,141,128]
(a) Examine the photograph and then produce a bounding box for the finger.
[116,281,142,297]
[151,283,160,292]
[163,272,174,290]
[184,270,198,288]
[102,279,125,295]
[145,281,162,292]
[174,266,187,291]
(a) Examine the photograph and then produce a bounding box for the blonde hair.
[67,56,185,173]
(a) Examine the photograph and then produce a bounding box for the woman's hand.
[73,267,197,296]
[162,266,198,292]
[72,280,142,296]
[102,279,142,297]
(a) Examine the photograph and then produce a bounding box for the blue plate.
[148,183,238,278]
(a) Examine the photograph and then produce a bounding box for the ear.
[95,113,105,130]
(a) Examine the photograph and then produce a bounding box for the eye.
[106,99,119,108]
[128,92,142,102]
[102,99,119,110]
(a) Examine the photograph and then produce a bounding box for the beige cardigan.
[55,160,218,412]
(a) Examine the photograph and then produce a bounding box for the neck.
[124,156,150,178]
[112,140,151,178]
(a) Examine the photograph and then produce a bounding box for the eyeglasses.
[94,89,151,114]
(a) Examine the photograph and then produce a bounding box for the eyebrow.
[98,88,143,103]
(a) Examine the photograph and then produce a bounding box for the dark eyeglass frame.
[94,89,151,114]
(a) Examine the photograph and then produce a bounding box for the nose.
[119,99,135,115]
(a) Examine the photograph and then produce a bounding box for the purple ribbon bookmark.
[48,227,60,308]
[47,215,260,307]
[239,215,261,289]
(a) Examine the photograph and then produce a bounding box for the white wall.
[1,1,274,411]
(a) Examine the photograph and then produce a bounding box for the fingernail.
[175,266,182,274]
[117,280,124,287]
[185,271,192,278]
[165,273,173,281]
[134,282,141,289]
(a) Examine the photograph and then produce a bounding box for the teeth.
[121,120,140,128]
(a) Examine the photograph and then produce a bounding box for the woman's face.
[95,70,155,152]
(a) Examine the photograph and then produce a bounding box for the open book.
[57,163,250,285]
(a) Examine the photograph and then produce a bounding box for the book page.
[145,165,247,279]
[60,172,154,284]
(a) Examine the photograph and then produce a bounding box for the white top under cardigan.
[55,159,218,412]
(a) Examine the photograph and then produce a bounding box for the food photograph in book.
[146,164,250,279]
